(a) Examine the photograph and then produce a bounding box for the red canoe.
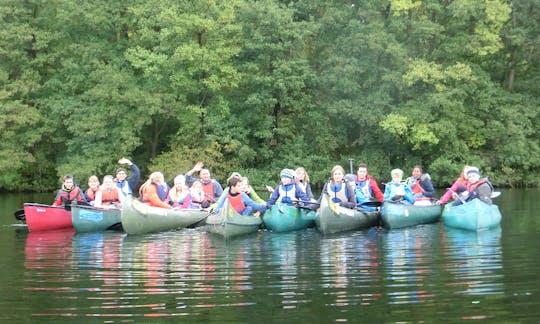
[23,203,73,232]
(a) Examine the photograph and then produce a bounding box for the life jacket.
[277,184,297,204]
[386,182,406,199]
[410,181,424,195]
[101,187,121,206]
[115,180,131,196]
[201,181,215,203]
[355,178,373,199]
[85,188,99,201]
[57,186,84,205]
[141,184,168,204]
[228,192,246,213]
[169,188,189,204]
[325,181,348,203]
[296,181,308,194]
[156,184,169,202]
[466,179,494,201]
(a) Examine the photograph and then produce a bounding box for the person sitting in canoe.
[318,165,357,209]
[85,175,100,204]
[185,161,224,205]
[437,165,471,205]
[188,180,211,208]
[94,175,124,208]
[383,169,415,204]
[139,172,172,209]
[52,174,87,206]
[240,176,266,203]
[168,175,191,208]
[354,163,385,208]
[295,167,316,200]
[452,167,494,205]
[115,158,141,198]
[405,165,436,205]
[267,168,311,208]
[213,176,268,216]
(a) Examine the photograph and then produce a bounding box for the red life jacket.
[86,188,98,201]
[411,181,424,195]
[202,181,215,202]
[228,193,246,213]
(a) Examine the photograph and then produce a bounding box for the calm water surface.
[1,189,539,322]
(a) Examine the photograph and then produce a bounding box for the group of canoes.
[16,161,503,238]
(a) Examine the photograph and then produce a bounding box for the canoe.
[204,203,262,238]
[71,205,122,233]
[23,203,73,232]
[121,196,209,235]
[262,203,316,232]
[381,201,441,229]
[316,194,380,235]
[442,198,502,231]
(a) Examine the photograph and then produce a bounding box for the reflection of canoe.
[442,199,502,231]
[121,196,209,235]
[24,203,72,232]
[316,195,379,235]
[204,203,262,238]
[25,228,75,268]
[263,203,316,232]
[381,202,441,229]
[71,205,122,233]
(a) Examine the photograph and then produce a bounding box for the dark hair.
[116,168,127,176]
[357,163,368,169]
[63,174,74,181]
[413,165,423,172]
[228,176,242,188]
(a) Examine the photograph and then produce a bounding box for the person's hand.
[192,161,204,172]
[118,157,132,165]
[265,185,274,193]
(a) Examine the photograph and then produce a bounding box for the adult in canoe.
[139,172,171,209]
[453,167,494,206]
[354,163,385,207]
[267,168,311,207]
[185,161,224,204]
[383,169,415,204]
[318,165,356,209]
[115,157,141,197]
[405,165,436,203]
[52,174,87,206]
[213,176,267,216]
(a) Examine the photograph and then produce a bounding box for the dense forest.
[1,0,538,192]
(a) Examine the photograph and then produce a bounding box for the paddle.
[14,209,25,221]
[491,191,502,199]
[291,199,320,210]
[447,188,466,205]
[360,201,382,207]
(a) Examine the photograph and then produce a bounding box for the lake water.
[1,189,539,322]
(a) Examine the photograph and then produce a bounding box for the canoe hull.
[71,205,122,232]
[24,203,73,232]
[316,195,380,235]
[263,203,316,232]
[121,197,209,235]
[442,198,502,231]
[381,202,441,229]
[205,204,262,239]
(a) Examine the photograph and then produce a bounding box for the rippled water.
[2,190,540,322]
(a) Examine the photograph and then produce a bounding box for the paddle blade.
[14,209,25,221]
[360,201,382,207]
[491,191,502,199]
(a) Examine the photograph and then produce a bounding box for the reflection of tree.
[442,226,503,296]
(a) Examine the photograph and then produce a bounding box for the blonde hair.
[295,167,310,183]
[88,175,99,184]
[331,165,345,177]
[139,171,165,196]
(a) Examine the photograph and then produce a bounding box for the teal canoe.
[316,194,380,235]
[204,203,262,239]
[381,201,441,229]
[71,205,122,232]
[263,203,316,232]
[121,196,209,235]
[442,198,502,231]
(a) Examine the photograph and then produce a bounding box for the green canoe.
[204,202,262,239]
[71,205,122,232]
[263,202,316,232]
[121,196,209,235]
[442,198,502,231]
[381,201,441,229]
[316,194,380,235]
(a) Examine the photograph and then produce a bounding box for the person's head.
[280,168,296,185]
[412,165,423,178]
[149,172,165,185]
[228,176,243,194]
[330,165,345,183]
[227,172,242,183]
[466,167,481,183]
[460,165,472,178]
[173,175,186,190]
[391,169,403,183]
[199,169,211,182]
[102,175,115,189]
[88,175,100,189]
[240,176,249,191]
[115,168,127,181]
[191,180,202,191]
[63,174,75,189]
[357,163,368,180]
[295,167,310,183]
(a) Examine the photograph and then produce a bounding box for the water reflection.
[382,225,439,305]
[442,226,503,296]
